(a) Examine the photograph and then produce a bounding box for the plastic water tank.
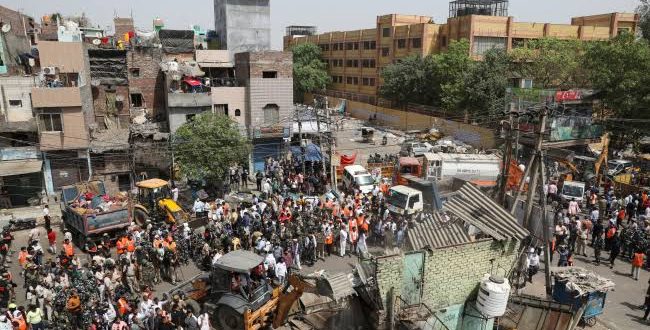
[475,273,511,318]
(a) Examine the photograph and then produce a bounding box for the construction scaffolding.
[449,0,509,18]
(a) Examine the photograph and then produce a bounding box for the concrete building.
[214,0,271,60]
[0,5,39,75]
[368,183,528,330]
[284,2,639,104]
[32,41,94,193]
[234,51,293,172]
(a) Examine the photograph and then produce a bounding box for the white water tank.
[475,273,511,318]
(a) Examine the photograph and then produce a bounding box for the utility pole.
[498,114,513,205]
[297,107,305,174]
[522,107,548,231]
[537,150,553,295]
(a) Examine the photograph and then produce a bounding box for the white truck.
[421,153,501,187]
[559,180,586,206]
[386,185,423,215]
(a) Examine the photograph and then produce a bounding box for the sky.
[4,0,640,49]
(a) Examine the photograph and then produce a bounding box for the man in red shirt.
[46,229,56,254]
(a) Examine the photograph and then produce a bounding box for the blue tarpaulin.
[291,143,323,162]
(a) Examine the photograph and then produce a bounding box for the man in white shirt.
[339,227,348,257]
[275,258,287,284]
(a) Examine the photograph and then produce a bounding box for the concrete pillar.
[42,153,54,196]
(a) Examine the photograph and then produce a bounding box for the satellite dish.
[1,23,11,33]
[92,38,101,45]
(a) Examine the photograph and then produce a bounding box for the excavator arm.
[594,133,610,182]
[272,274,316,329]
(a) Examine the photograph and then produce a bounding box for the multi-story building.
[235,51,293,172]
[32,41,95,193]
[0,5,39,75]
[214,0,271,60]
[284,0,639,104]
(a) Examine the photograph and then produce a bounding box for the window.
[382,27,391,38]
[39,112,62,132]
[333,43,339,51]
[352,77,359,85]
[262,71,277,78]
[363,41,376,50]
[381,47,390,57]
[186,114,196,122]
[129,68,140,77]
[441,36,447,47]
[362,59,376,68]
[346,60,352,67]
[411,38,422,48]
[472,36,507,56]
[320,44,330,51]
[397,39,407,49]
[215,104,229,116]
[130,93,143,108]
[338,59,344,67]
[8,100,22,107]
[346,76,353,84]
[331,60,338,67]
[235,109,241,117]
[353,60,359,67]
[346,42,354,50]
[263,104,280,124]
[362,78,376,86]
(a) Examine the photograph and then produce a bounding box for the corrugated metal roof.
[407,212,473,250]
[323,273,357,301]
[444,183,529,241]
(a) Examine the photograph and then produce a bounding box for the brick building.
[369,183,528,329]
[284,1,639,104]
[235,51,293,172]
[127,47,166,120]
[0,5,39,75]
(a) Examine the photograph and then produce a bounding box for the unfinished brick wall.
[235,51,293,79]
[127,47,165,120]
[114,17,134,40]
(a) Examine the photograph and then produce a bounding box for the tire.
[585,317,597,327]
[185,298,201,314]
[133,208,149,227]
[214,304,245,330]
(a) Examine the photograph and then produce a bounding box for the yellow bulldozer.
[132,178,190,226]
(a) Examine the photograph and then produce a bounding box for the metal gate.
[401,252,425,306]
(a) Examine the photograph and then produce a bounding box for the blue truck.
[60,181,130,248]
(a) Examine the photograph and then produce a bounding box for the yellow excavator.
[133,178,190,226]
[180,250,315,330]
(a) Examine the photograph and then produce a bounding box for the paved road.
[524,244,650,330]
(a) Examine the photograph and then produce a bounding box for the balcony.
[167,92,212,108]
[31,87,82,108]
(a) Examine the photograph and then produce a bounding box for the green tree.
[291,43,331,103]
[173,113,251,181]
[431,39,473,114]
[379,55,431,105]
[510,38,587,89]
[464,48,511,117]
[583,33,650,118]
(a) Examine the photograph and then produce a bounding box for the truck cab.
[401,141,430,157]
[387,185,423,215]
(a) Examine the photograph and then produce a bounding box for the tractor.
[181,250,312,330]
[132,178,189,226]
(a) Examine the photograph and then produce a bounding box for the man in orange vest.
[62,239,74,258]
[117,295,131,316]
[17,247,28,268]
[116,236,126,255]
[126,236,136,255]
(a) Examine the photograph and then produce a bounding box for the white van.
[559,181,586,205]
[342,165,375,194]
[387,185,423,215]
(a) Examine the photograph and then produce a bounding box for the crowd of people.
[0,157,413,330]
[522,184,650,319]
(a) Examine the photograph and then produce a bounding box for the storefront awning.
[0,159,43,177]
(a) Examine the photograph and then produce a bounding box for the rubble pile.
[67,182,129,215]
[553,267,615,296]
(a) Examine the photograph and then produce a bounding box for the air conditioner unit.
[43,66,58,75]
